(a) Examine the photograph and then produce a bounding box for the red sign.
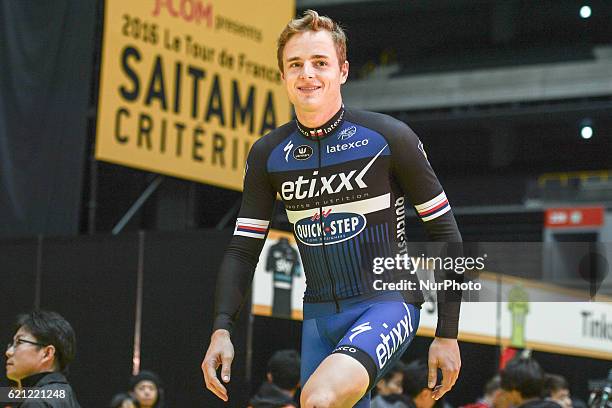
[153,0,213,26]
[544,207,604,228]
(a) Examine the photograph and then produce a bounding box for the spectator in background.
[402,360,437,408]
[109,392,140,408]
[371,361,409,408]
[543,374,572,408]
[498,356,560,408]
[129,370,164,408]
[4,310,81,407]
[249,350,301,408]
[461,375,501,408]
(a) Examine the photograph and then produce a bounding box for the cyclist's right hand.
[202,329,234,402]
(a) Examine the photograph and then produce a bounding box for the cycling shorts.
[301,291,420,407]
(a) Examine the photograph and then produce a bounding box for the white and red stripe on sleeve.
[414,191,451,222]
[234,218,270,239]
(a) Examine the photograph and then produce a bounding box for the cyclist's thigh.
[301,352,370,408]
[300,317,335,384]
[333,301,421,392]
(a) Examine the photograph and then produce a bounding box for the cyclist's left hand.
[428,337,461,400]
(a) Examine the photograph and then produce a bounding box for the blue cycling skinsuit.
[212,106,462,406]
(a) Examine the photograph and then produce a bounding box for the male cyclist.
[202,10,462,408]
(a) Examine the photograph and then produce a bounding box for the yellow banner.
[96,0,293,190]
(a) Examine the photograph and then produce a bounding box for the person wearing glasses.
[5,310,81,407]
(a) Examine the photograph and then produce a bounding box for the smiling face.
[281,30,349,119]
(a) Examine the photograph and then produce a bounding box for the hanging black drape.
[0,0,96,238]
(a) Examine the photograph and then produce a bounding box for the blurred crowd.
[248,349,586,408]
[4,310,165,408]
[108,370,165,408]
[2,309,601,408]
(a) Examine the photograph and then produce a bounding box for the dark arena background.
[1,1,611,407]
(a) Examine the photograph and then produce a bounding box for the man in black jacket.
[5,310,81,407]
[249,350,301,408]
[498,355,561,408]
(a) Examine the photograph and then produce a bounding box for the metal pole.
[34,234,43,310]
[112,176,164,235]
[87,0,105,235]
[132,231,145,375]
[216,198,242,230]
[87,154,98,235]
[245,312,254,386]
[496,273,502,369]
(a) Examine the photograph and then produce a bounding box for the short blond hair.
[277,9,347,73]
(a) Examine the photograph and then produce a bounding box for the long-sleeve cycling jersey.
[213,107,462,338]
